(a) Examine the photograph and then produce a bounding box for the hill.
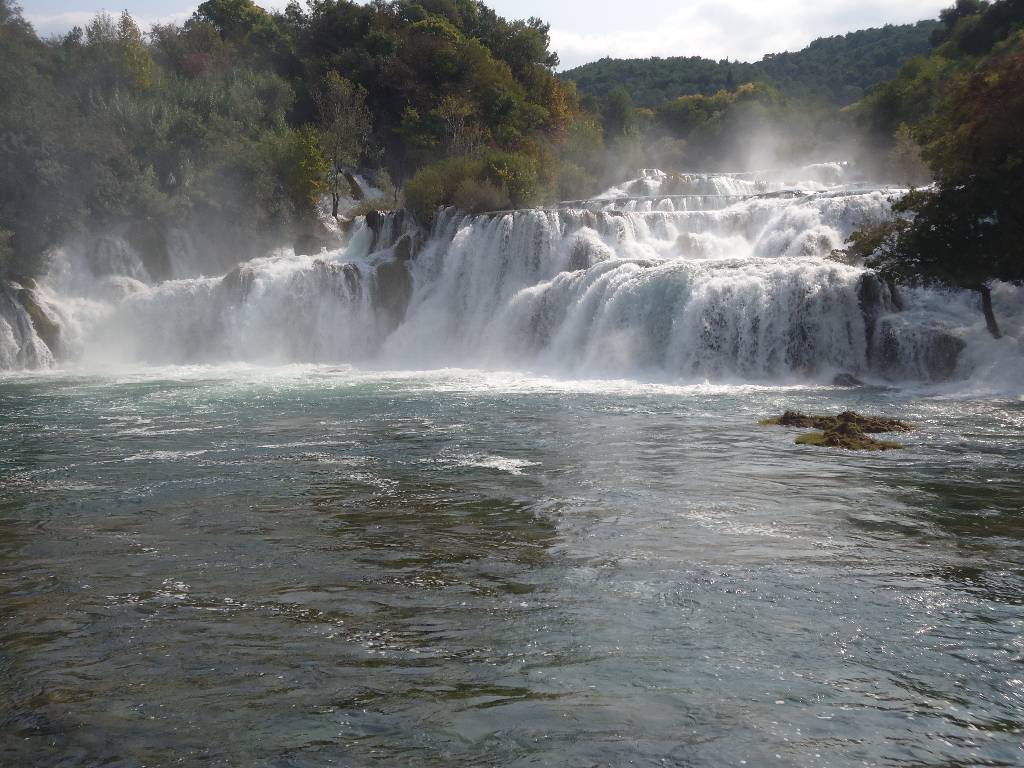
[561,21,940,107]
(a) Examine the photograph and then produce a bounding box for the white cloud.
[27,8,194,36]
[552,0,946,69]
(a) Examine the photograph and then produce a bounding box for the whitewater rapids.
[1,167,1021,388]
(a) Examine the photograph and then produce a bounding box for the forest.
[562,21,940,108]
[0,0,595,279]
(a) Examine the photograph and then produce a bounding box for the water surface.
[1,367,1022,766]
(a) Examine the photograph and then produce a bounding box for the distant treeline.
[561,22,940,108]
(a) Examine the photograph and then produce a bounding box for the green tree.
[312,71,373,216]
[862,50,1024,338]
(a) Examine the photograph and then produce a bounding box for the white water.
[2,168,1022,388]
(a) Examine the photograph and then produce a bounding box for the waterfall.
[2,167,1018,384]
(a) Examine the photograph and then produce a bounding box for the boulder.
[392,233,419,263]
[872,318,966,382]
[220,264,256,303]
[373,259,412,332]
[567,238,594,271]
[312,260,361,299]
[832,372,865,388]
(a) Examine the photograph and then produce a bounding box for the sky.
[20,0,949,69]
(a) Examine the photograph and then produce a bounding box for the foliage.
[0,0,580,277]
[562,22,939,108]
[841,7,1024,338]
[313,71,373,215]
[403,157,483,224]
[482,151,539,208]
[403,149,539,223]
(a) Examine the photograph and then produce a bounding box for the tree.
[862,50,1024,338]
[312,71,373,217]
[603,86,636,138]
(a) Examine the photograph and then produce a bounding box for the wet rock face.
[392,233,419,263]
[373,259,412,333]
[312,260,361,299]
[857,272,896,364]
[872,318,966,382]
[220,265,257,304]
[16,288,61,354]
[0,281,54,368]
[567,239,593,272]
[923,332,967,381]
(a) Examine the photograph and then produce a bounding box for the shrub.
[452,177,511,213]
[402,156,482,225]
[483,151,539,208]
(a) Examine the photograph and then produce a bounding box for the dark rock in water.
[567,239,593,271]
[857,272,896,363]
[392,233,418,262]
[16,288,61,354]
[373,259,412,332]
[873,318,966,382]
[312,260,361,298]
[365,209,385,235]
[833,373,865,387]
[761,410,912,433]
[924,331,966,381]
[220,264,257,303]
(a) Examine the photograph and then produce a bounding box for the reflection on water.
[1,368,1023,767]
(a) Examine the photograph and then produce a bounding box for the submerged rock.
[832,372,865,387]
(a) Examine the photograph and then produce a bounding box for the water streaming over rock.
[2,167,1020,384]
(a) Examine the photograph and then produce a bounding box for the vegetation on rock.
[762,411,910,451]
[760,411,914,433]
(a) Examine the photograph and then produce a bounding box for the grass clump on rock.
[761,410,911,450]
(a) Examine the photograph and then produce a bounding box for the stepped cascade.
[1,166,1017,384]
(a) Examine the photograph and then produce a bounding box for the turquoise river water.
[1,365,1022,767]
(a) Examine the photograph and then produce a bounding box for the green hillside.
[561,21,940,107]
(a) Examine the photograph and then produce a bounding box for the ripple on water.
[0,369,1022,767]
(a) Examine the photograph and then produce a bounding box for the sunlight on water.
[1,366,1023,766]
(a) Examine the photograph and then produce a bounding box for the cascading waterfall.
[1,166,1019,384]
